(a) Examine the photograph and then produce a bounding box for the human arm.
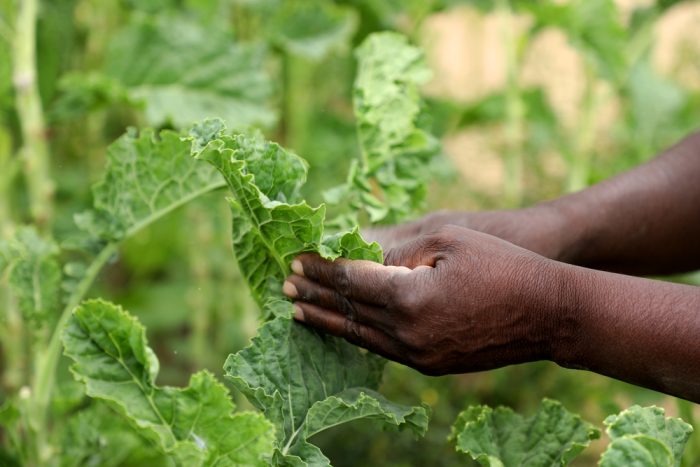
[369,130,700,275]
[284,226,700,402]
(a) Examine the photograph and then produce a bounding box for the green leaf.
[224,314,429,466]
[49,73,133,122]
[267,0,358,61]
[332,31,440,225]
[600,405,693,467]
[449,399,600,466]
[59,404,167,467]
[190,120,428,465]
[62,299,275,466]
[0,227,61,326]
[76,127,223,243]
[600,435,673,467]
[189,120,381,312]
[102,13,275,129]
[303,387,430,439]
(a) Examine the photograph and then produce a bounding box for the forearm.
[553,263,700,402]
[545,131,700,275]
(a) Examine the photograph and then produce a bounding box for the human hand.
[364,205,576,262]
[283,225,568,375]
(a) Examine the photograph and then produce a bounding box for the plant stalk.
[498,0,525,207]
[28,242,117,463]
[283,53,314,153]
[566,64,600,193]
[13,0,53,229]
[187,206,213,369]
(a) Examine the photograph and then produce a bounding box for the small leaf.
[601,405,693,467]
[449,399,600,466]
[599,434,673,467]
[62,300,275,466]
[0,227,61,326]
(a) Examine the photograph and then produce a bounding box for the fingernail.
[291,259,304,276]
[293,303,305,322]
[282,280,298,298]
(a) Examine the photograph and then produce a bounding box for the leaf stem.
[29,241,118,450]
[13,0,54,229]
[27,179,227,461]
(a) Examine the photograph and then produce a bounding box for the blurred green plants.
[1,0,698,465]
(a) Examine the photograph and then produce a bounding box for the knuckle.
[393,284,424,311]
[344,319,362,344]
[435,224,461,238]
[334,262,352,297]
[337,296,357,321]
[384,248,400,267]
[394,327,425,352]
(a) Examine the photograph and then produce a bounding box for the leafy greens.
[189,120,427,466]
[449,398,600,466]
[62,300,275,466]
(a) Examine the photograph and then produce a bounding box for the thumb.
[383,233,446,269]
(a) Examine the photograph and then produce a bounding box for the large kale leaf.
[189,120,428,466]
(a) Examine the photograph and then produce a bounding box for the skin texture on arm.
[558,263,700,401]
[369,130,700,275]
[284,226,700,403]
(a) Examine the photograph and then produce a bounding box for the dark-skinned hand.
[283,225,562,376]
[362,206,573,262]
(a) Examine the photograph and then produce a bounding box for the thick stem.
[13,0,53,229]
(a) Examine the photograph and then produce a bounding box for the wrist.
[542,260,589,368]
[536,197,595,265]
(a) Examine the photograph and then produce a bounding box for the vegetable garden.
[1,0,699,465]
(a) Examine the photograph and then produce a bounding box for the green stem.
[13,0,53,229]
[27,179,227,461]
[0,156,20,238]
[566,65,599,193]
[187,206,212,369]
[28,242,117,462]
[283,53,314,152]
[0,285,24,392]
[498,0,525,207]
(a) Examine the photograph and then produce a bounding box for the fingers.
[292,301,407,364]
[284,274,394,333]
[292,253,410,307]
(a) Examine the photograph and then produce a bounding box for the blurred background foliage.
[1,0,699,465]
